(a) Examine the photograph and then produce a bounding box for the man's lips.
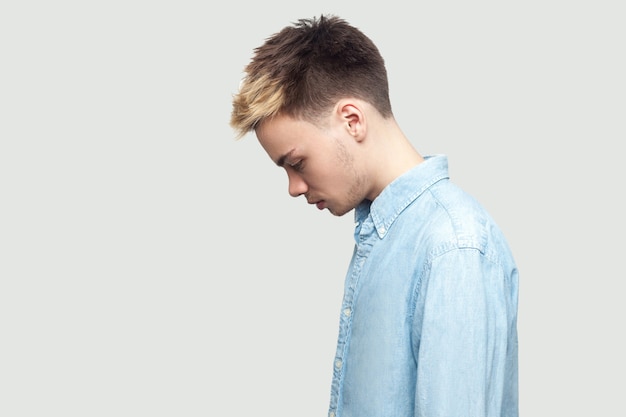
[309,199,325,210]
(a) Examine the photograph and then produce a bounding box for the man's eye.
[290,160,304,171]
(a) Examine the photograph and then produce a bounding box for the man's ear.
[336,99,366,141]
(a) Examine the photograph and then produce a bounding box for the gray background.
[1,1,624,415]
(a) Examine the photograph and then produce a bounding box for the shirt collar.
[354,154,450,238]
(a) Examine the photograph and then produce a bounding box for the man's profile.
[230,15,519,417]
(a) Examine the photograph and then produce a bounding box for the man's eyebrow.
[276,149,295,167]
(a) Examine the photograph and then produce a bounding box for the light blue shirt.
[328,155,519,417]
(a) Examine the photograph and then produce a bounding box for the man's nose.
[287,171,308,197]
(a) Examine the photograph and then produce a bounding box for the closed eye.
[289,160,304,172]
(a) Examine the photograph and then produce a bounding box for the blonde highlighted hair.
[230,15,392,139]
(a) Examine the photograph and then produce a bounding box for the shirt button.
[343,308,351,317]
[335,359,342,369]
[379,226,386,234]
[329,412,336,417]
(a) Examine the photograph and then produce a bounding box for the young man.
[230,15,519,417]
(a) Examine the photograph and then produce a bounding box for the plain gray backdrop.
[1,1,624,415]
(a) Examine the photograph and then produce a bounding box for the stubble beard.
[329,139,365,217]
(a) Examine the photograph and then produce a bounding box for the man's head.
[231,15,414,217]
[230,15,392,139]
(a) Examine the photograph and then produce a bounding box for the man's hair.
[230,15,392,139]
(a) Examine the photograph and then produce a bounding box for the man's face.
[255,113,366,217]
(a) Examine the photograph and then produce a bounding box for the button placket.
[328,215,376,417]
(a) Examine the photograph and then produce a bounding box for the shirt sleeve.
[412,247,518,417]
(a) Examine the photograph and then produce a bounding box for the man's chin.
[327,206,352,217]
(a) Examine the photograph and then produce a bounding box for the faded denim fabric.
[328,155,519,417]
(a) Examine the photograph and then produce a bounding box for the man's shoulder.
[403,181,506,253]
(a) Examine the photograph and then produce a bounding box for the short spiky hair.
[230,15,392,139]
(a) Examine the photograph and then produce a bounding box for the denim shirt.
[328,155,519,417]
